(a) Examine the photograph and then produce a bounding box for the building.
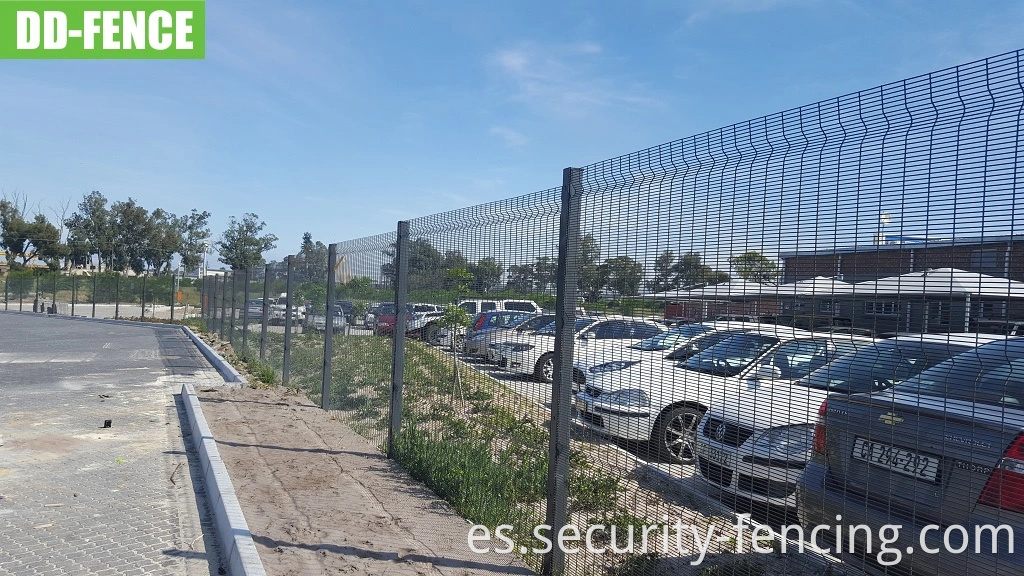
[780,235,1024,334]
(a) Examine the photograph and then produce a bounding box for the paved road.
[0,313,223,575]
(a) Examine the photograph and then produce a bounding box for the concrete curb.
[0,309,186,330]
[181,382,267,576]
[180,325,248,386]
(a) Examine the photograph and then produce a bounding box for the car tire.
[424,323,441,345]
[534,352,555,384]
[651,405,703,465]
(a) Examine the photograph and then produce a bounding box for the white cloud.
[489,126,529,148]
[486,41,659,118]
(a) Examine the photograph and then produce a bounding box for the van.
[457,299,540,315]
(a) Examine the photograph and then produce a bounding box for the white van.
[457,299,540,315]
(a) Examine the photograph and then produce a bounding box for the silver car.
[800,337,1024,575]
[696,333,1003,508]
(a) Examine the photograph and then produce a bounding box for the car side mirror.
[752,364,782,382]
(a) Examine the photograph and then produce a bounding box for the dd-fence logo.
[2,1,205,58]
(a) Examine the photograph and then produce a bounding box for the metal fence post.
[260,265,270,360]
[229,272,237,344]
[387,221,411,458]
[219,272,228,339]
[141,273,147,320]
[71,275,76,316]
[4,275,8,310]
[92,273,97,318]
[211,276,219,333]
[283,256,294,384]
[52,273,57,314]
[542,167,582,576]
[321,244,338,409]
[170,276,176,323]
[114,274,120,320]
[242,268,251,350]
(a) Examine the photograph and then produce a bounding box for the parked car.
[695,333,1004,508]
[334,300,356,324]
[406,303,447,339]
[245,299,265,320]
[458,298,541,315]
[482,314,558,363]
[571,321,759,393]
[574,327,873,464]
[372,303,417,335]
[799,337,1024,575]
[497,317,665,384]
[462,311,538,356]
[270,293,305,325]
[311,309,348,333]
[971,319,1024,337]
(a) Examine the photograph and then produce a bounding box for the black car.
[334,300,356,323]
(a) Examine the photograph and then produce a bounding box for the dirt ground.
[197,385,533,576]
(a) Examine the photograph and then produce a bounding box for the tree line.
[376,234,780,300]
[1,191,282,275]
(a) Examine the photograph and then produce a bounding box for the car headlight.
[602,389,649,407]
[589,360,640,373]
[508,344,534,352]
[751,425,815,457]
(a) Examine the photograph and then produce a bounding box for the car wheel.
[424,323,441,345]
[651,405,703,464]
[534,353,555,384]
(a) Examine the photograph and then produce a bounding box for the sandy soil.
[197,385,533,576]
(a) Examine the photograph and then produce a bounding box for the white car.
[694,332,1006,507]
[496,317,665,383]
[270,294,305,325]
[311,309,348,333]
[465,313,556,359]
[574,326,874,464]
[572,321,766,391]
[458,298,541,315]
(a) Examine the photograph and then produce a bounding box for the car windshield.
[796,341,969,394]
[896,340,1024,408]
[505,314,540,329]
[631,324,711,351]
[680,333,779,376]
[535,318,595,336]
[518,315,556,331]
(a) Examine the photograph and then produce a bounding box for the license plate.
[699,443,732,467]
[852,437,940,482]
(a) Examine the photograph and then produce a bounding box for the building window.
[971,249,1001,270]
[819,300,837,315]
[979,301,1007,319]
[865,301,898,316]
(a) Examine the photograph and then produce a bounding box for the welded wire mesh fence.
[182,49,1024,576]
[1,269,200,320]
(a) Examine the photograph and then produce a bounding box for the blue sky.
[2,0,1023,265]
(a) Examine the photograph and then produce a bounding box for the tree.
[177,209,211,274]
[505,263,534,293]
[578,234,604,301]
[672,251,729,288]
[646,250,678,293]
[730,251,781,284]
[27,214,66,270]
[216,213,278,270]
[468,257,504,293]
[0,198,31,267]
[64,191,111,271]
[143,208,181,274]
[109,198,150,273]
[297,232,328,283]
[533,256,557,293]
[602,256,644,296]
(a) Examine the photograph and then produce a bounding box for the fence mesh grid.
[8,47,1018,576]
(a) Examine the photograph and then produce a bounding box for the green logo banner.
[1,0,205,59]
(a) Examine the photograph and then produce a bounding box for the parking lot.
[0,313,222,575]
